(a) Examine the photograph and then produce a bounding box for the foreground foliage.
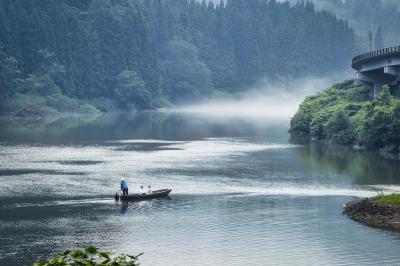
[290,80,400,156]
[33,246,142,266]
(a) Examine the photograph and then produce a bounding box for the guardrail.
[352,45,400,69]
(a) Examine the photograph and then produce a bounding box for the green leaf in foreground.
[85,246,98,255]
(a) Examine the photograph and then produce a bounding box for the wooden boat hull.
[115,189,172,201]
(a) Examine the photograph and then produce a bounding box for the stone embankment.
[343,198,400,231]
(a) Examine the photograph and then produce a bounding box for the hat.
[121,179,125,182]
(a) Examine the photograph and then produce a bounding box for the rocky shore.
[0,107,43,122]
[343,198,400,231]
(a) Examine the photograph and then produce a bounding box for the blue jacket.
[121,181,128,190]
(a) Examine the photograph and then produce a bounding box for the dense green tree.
[17,49,64,96]
[375,84,391,105]
[326,110,354,144]
[360,106,391,149]
[160,37,212,103]
[310,114,328,140]
[0,46,20,103]
[359,86,393,149]
[388,102,400,152]
[115,70,151,110]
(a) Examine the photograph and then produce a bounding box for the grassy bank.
[290,80,400,158]
[376,194,400,205]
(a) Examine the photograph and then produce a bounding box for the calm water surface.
[1,112,400,266]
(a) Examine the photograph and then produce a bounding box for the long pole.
[368,29,372,52]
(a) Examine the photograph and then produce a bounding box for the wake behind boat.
[114,189,172,201]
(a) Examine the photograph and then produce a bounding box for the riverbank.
[343,195,400,231]
[0,93,104,122]
[290,80,400,159]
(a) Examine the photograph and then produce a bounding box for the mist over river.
[1,112,400,266]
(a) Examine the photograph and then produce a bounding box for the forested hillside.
[0,0,357,113]
[285,0,400,49]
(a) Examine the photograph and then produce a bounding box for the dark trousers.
[122,189,128,196]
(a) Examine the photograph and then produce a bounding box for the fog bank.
[170,77,336,120]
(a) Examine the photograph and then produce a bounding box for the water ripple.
[1,138,400,266]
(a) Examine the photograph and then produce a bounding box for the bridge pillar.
[384,66,400,76]
[355,79,374,98]
[374,82,384,98]
[357,71,397,98]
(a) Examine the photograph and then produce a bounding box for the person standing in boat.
[120,179,129,196]
[139,185,145,195]
[147,186,152,195]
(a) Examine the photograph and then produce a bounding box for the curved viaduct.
[352,45,400,98]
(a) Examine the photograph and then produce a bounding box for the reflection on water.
[296,142,400,185]
[0,112,289,143]
[1,112,400,266]
[120,201,129,215]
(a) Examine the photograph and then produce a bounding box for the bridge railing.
[352,45,400,68]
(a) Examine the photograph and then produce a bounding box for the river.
[0,112,400,266]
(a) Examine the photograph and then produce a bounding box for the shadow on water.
[53,160,104,165]
[110,142,184,152]
[0,169,86,176]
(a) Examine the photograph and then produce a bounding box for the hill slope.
[0,0,357,114]
[290,81,400,158]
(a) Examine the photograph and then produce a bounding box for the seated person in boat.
[140,185,145,194]
[120,179,129,196]
[147,186,152,195]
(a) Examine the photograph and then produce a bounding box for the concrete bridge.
[352,45,400,98]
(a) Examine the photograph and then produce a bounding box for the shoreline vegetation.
[290,80,400,159]
[343,194,400,232]
[0,94,102,122]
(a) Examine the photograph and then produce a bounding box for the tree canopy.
[0,0,357,111]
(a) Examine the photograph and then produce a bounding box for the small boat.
[114,189,172,201]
